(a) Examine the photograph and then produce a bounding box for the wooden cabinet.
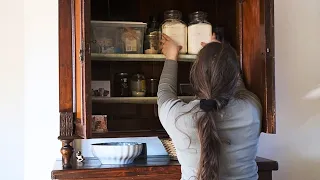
[57,0,276,175]
[52,157,278,180]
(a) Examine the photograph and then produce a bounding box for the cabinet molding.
[59,112,74,137]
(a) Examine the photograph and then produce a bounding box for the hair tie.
[200,99,218,112]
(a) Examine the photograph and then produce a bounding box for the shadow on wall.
[258,88,320,180]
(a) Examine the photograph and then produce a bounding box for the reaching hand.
[200,32,221,47]
[161,34,182,61]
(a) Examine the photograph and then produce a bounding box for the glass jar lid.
[164,10,182,20]
[189,11,208,23]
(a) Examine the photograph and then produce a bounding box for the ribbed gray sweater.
[157,60,262,180]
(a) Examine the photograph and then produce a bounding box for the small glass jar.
[161,10,187,54]
[146,79,159,97]
[144,33,161,54]
[130,73,146,97]
[114,73,130,97]
[188,11,212,54]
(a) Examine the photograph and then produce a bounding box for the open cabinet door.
[74,0,92,138]
[58,0,91,168]
[241,0,276,133]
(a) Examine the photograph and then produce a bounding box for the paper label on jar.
[162,23,187,53]
[188,23,212,54]
[141,80,146,91]
[123,29,141,52]
[125,38,137,52]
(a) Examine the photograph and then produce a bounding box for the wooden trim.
[92,131,169,138]
[52,156,278,179]
[74,0,84,138]
[242,0,276,133]
[82,0,92,138]
[74,0,92,138]
[59,112,74,137]
[59,0,73,112]
[263,0,276,133]
[60,140,74,168]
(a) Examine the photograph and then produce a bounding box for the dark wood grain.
[52,156,278,180]
[83,0,93,138]
[257,171,272,180]
[74,0,92,138]
[59,112,74,137]
[241,0,276,133]
[52,175,181,180]
[59,0,73,112]
[264,0,276,133]
[60,140,74,168]
[92,130,169,139]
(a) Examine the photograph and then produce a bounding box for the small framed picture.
[92,115,108,133]
[92,81,111,97]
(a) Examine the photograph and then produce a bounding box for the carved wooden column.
[59,112,75,168]
[60,140,74,168]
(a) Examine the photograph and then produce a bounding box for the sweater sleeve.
[157,60,178,106]
[157,60,185,127]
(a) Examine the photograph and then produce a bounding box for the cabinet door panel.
[59,0,73,113]
[59,0,75,138]
[242,0,276,133]
[74,0,92,138]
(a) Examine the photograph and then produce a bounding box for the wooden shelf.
[91,53,197,62]
[92,130,168,138]
[92,96,195,104]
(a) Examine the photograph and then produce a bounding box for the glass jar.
[161,10,187,54]
[146,16,160,35]
[130,73,146,97]
[114,73,130,97]
[146,78,159,97]
[188,11,212,54]
[144,33,160,54]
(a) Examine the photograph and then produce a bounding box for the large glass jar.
[161,10,187,54]
[130,73,146,97]
[188,11,212,54]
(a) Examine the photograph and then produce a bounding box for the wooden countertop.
[52,156,278,179]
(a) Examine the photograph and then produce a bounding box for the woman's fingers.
[211,32,217,41]
[161,45,167,54]
[201,42,207,47]
[162,33,171,41]
[211,32,221,43]
[201,33,221,47]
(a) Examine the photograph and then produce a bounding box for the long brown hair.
[190,42,240,180]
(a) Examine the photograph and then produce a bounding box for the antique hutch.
[52,0,278,179]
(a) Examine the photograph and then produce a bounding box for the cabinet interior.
[91,0,237,47]
[90,0,239,137]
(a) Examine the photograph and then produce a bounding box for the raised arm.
[157,60,178,107]
[157,34,181,108]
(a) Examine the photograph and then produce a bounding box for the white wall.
[24,0,61,180]
[257,0,320,179]
[1,0,319,179]
[0,1,24,180]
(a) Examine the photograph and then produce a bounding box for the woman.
[157,34,262,180]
